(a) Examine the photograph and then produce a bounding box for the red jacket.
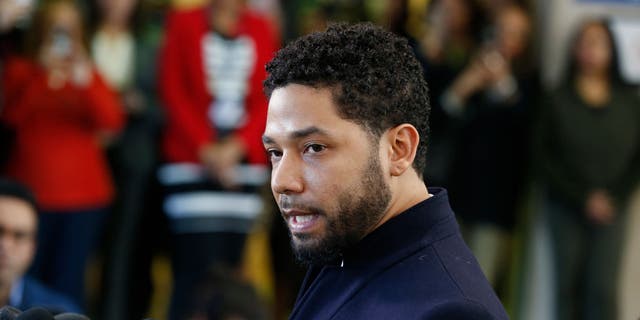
[158,6,278,164]
[1,57,124,211]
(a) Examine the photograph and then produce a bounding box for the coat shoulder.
[20,277,82,314]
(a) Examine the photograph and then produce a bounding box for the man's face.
[0,196,36,286]
[262,84,392,265]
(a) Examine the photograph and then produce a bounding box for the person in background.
[0,179,80,314]
[185,264,267,320]
[157,0,278,318]
[476,0,515,21]
[440,2,534,288]
[0,0,124,308]
[534,19,640,320]
[87,0,164,318]
[417,0,485,187]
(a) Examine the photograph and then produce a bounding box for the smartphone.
[50,28,72,58]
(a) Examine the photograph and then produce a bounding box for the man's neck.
[372,171,431,232]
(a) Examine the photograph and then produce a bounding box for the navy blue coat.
[10,276,81,314]
[290,188,509,320]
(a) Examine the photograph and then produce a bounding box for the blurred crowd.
[0,0,639,319]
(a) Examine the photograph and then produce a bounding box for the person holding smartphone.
[439,3,535,289]
[0,0,123,308]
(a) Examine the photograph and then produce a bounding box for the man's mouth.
[283,210,321,233]
[289,214,319,231]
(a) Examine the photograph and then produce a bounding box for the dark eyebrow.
[290,126,327,139]
[262,126,329,144]
[262,135,275,144]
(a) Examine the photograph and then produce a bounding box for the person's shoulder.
[611,83,640,101]
[426,239,509,319]
[244,11,272,28]
[403,236,489,294]
[334,240,508,319]
[396,252,509,319]
[241,10,277,37]
[364,236,486,298]
[421,299,505,320]
[21,276,82,314]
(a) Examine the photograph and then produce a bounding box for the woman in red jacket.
[0,0,123,308]
[157,0,278,318]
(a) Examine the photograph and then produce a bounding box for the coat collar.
[291,187,460,319]
[341,187,457,268]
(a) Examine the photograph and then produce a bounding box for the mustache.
[278,196,325,215]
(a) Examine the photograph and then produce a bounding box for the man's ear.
[386,124,419,176]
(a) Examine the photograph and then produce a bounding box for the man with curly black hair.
[262,22,508,319]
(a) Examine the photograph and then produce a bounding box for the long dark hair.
[566,18,624,85]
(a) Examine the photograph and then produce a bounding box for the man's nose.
[271,153,304,195]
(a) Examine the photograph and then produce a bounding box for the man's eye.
[266,149,282,160]
[304,144,326,154]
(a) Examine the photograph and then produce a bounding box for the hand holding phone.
[42,27,92,89]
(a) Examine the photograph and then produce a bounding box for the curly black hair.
[264,22,430,174]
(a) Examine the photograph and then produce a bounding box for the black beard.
[285,151,391,267]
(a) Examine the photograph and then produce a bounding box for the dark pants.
[169,231,247,320]
[545,195,626,320]
[99,177,167,320]
[29,208,108,308]
[100,112,162,320]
